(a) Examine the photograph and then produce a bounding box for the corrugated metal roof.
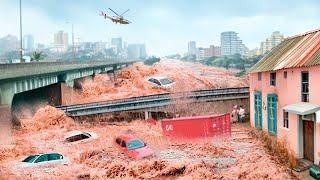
[250,28,320,73]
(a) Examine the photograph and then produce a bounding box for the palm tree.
[31,51,46,62]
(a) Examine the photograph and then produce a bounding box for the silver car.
[19,153,68,167]
[146,76,176,88]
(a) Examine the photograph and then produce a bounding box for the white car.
[19,153,68,168]
[64,130,98,143]
[146,76,176,88]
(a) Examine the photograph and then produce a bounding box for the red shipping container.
[161,114,231,139]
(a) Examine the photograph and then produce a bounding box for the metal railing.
[57,87,249,117]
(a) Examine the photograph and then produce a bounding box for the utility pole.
[72,23,75,61]
[66,20,76,61]
[19,0,23,62]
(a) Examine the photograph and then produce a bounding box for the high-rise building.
[260,31,284,54]
[220,31,246,56]
[214,46,221,56]
[205,45,221,57]
[23,34,34,52]
[127,44,147,59]
[188,41,197,55]
[197,48,205,60]
[111,38,122,54]
[195,45,221,60]
[54,31,68,51]
[93,41,107,53]
[241,44,249,56]
[0,35,19,55]
[248,48,262,57]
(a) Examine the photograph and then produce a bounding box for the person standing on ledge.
[239,105,245,123]
[231,105,239,123]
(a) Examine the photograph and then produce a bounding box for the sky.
[0,0,319,56]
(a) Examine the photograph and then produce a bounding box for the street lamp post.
[19,0,23,62]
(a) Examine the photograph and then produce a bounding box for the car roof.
[148,76,169,80]
[28,152,62,156]
[117,133,140,142]
[64,130,88,139]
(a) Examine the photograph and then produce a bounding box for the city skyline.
[0,0,319,56]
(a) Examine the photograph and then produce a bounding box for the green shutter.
[254,91,262,129]
[267,94,277,135]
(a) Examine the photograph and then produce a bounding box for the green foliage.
[31,51,46,62]
[144,56,160,65]
[201,54,263,70]
[235,70,246,77]
[166,54,181,59]
[181,54,196,62]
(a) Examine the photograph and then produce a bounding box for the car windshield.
[160,78,174,85]
[127,139,145,150]
[22,155,39,163]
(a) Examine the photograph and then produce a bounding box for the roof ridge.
[286,27,320,40]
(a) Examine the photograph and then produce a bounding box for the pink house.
[249,28,320,164]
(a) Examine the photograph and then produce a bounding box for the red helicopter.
[100,8,131,24]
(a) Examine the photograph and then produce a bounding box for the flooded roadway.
[0,109,294,179]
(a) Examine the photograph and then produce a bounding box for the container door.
[267,94,277,135]
[254,91,262,129]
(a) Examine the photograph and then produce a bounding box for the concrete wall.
[250,65,320,164]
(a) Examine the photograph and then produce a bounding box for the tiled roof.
[250,28,320,73]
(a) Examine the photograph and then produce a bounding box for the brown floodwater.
[0,60,292,179]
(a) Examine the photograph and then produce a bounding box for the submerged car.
[114,133,154,158]
[146,76,175,87]
[20,153,68,167]
[64,130,97,143]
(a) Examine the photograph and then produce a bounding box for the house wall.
[249,65,320,164]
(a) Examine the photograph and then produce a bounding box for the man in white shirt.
[231,105,239,123]
[238,105,245,123]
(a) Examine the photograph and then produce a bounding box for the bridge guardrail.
[57,87,249,117]
[57,87,249,110]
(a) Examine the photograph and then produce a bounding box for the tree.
[31,51,46,62]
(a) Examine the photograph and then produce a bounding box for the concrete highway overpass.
[0,60,135,124]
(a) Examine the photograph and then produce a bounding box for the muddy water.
[0,106,294,179]
[65,59,248,104]
[0,61,289,179]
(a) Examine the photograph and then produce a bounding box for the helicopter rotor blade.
[120,9,130,16]
[108,8,121,16]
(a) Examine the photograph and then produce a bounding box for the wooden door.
[303,120,314,162]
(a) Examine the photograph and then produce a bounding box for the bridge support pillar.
[65,80,74,88]
[58,82,76,106]
[0,83,15,106]
[144,111,152,120]
[0,87,14,144]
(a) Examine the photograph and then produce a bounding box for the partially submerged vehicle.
[145,76,175,88]
[64,130,97,143]
[20,153,68,167]
[114,133,154,158]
